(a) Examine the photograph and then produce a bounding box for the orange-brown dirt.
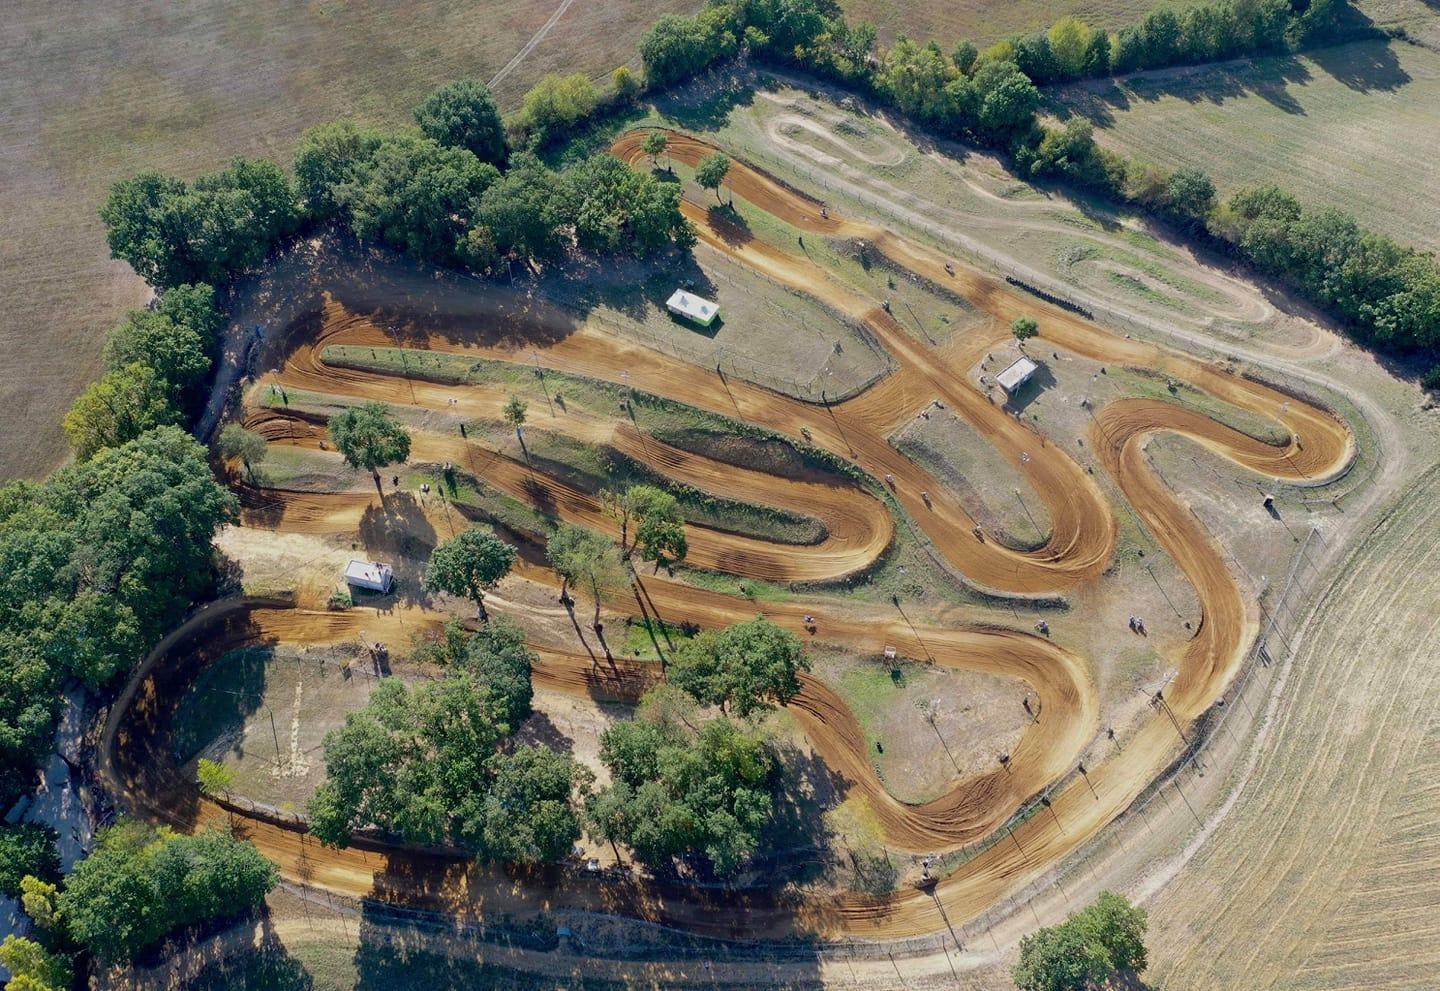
[98,131,1353,943]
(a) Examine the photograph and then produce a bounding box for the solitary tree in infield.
[218,422,267,482]
[424,527,517,621]
[642,130,669,171]
[328,401,411,496]
[696,152,731,205]
[503,394,528,450]
[601,484,679,557]
[1012,316,1039,342]
[546,523,624,634]
[669,616,809,718]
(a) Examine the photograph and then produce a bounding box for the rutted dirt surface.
[100,132,1354,950]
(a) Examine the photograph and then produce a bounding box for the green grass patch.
[624,615,696,661]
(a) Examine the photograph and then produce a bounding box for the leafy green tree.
[878,38,962,125]
[414,78,507,166]
[1012,316,1039,340]
[612,65,641,101]
[58,822,276,965]
[642,131,669,170]
[423,527,517,620]
[341,134,499,266]
[0,429,232,809]
[107,325,207,405]
[452,615,536,729]
[328,401,411,496]
[97,172,188,287]
[1013,916,1111,991]
[0,825,59,898]
[1166,166,1217,226]
[100,159,299,289]
[1083,28,1112,74]
[309,675,505,848]
[952,40,980,73]
[0,935,70,991]
[517,73,599,147]
[293,120,387,220]
[695,152,731,204]
[196,757,235,800]
[218,422,268,482]
[601,484,677,557]
[640,10,739,87]
[62,363,180,461]
[309,655,565,863]
[587,712,775,874]
[19,874,61,932]
[971,58,1040,138]
[1047,17,1093,78]
[503,394,528,444]
[1013,891,1148,991]
[553,154,694,256]
[476,153,562,262]
[669,616,809,717]
[546,523,625,631]
[636,513,687,573]
[478,746,592,864]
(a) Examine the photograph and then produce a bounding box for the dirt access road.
[101,132,1352,949]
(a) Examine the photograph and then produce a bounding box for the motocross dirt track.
[101,132,1353,944]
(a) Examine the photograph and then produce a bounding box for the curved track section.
[101,131,1354,944]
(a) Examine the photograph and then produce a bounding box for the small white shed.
[344,560,394,594]
[996,356,1039,396]
[665,289,720,327]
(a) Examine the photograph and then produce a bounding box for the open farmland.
[1147,466,1440,990]
[1051,38,1440,253]
[0,0,695,481]
[837,0,1165,47]
[835,0,1427,48]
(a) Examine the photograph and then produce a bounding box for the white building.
[995,356,1039,396]
[344,560,394,594]
[665,289,720,327]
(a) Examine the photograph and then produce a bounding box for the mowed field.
[1147,466,1440,990]
[0,0,697,481]
[1051,38,1440,253]
[835,0,1425,47]
[838,0,1164,47]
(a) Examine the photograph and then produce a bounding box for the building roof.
[996,356,1039,393]
[666,289,719,324]
[344,560,393,589]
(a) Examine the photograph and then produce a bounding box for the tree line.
[0,821,276,985]
[100,75,694,300]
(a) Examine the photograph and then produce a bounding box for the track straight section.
[104,130,1354,942]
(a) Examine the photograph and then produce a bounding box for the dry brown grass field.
[839,0,1165,47]
[836,0,1427,47]
[0,0,695,481]
[1051,37,1440,254]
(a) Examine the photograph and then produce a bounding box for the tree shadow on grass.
[176,910,314,991]
[652,66,758,132]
